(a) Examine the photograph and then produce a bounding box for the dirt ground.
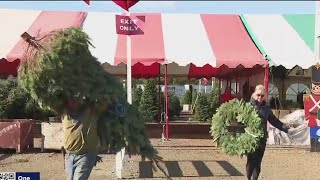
[0,139,319,180]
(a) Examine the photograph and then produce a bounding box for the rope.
[212,135,220,143]
[245,128,259,138]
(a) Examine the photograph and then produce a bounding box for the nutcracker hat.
[311,65,320,85]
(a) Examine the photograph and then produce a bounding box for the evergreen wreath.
[210,99,264,156]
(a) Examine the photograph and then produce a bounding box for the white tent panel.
[243,14,314,69]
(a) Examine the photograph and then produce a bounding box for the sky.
[0,1,316,14]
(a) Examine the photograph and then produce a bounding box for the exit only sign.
[115,15,145,35]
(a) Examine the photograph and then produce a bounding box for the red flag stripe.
[83,0,90,6]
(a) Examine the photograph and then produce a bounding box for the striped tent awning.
[84,12,267,78]
[0,9,86,77]
[1,9,268,78]
[241,14,316,70]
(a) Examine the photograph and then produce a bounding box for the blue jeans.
[65,152,97,180]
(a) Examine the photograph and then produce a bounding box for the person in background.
[247,85,293,180]
[220,86,237,104]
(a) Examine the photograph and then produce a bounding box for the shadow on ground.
[136,160,243,179]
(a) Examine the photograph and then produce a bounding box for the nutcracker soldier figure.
[304,63,320,151]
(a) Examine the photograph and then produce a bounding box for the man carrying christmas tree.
[62,99,107,180]
[17,27,165,180]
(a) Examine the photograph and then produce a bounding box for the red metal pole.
[158,65,161,122]
[165,64,169,140]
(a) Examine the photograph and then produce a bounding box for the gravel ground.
[0,139,319,180]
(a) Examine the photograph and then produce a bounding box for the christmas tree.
[195,93,211,121]
[209,79,220,118]
[133,86,143,107]
[139,79,158,122]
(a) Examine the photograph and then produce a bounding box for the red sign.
[113,0,139,11]
[116,15,145,35]
[83,0,139,11]
[83,0,90,5]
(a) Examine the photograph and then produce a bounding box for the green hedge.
[0,78,56,120]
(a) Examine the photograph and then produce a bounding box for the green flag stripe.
[283,14,315,51]
[240,14,267,57]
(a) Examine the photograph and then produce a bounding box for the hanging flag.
[112,0,139,11]
[83,0,90,6]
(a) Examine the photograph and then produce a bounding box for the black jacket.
[250,99,288,141]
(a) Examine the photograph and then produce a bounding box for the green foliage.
[195,93,212,121]
[168,77,199,85]
[182,90,192,105]
[191,89,198,112]
[208,79,220,118]
[168,92,182,118]
[17,27,162,166]
[211,99,264,156]
[0,78,56,120]
[18,27,124,111]
[133,86,143,107]
[98,103,162,164]
[139,79,158,122]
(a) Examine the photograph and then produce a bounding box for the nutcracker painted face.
[311,83,320,95]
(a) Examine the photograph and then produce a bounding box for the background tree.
[191,89,198,113]
[195,93,211,121]
[208,79,221,118]
[0,78,56,119]
[133,86,143,107]
[168,92,182,119]
[139,79,158,122]
[182,90,192,105]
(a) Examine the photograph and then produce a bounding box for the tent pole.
[235,78,238,94]
[158,64,161,122]
[165,64,169,140]
[116,10,131,180]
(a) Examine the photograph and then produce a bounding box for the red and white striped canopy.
[0,9,267,78]
[0,9,86,77]
[85,12,267,78]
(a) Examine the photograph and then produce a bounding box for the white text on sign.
[120,18,139,31]
[116,15,145,35]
